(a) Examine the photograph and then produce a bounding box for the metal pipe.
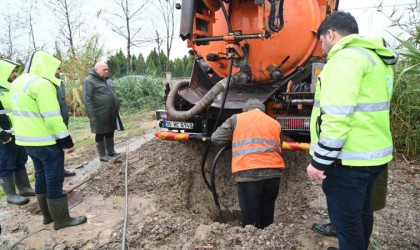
[155,131,310,151]
[121,140,129,250]
[193,33,266,43]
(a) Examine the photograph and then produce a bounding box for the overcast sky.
[0,0,418,61]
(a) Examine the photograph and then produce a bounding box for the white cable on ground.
[121,140,129,250]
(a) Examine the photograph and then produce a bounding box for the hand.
[307,163,326,181]
[64,146,76,154]
[90,117,96,122]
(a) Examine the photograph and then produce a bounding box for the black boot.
[96,141,112,162]
[0,176,29,205]
[63,168,76,177]
[14,169,35,196]
[47,195,87,230]
[104,137,120,157]
[36,194,53,224]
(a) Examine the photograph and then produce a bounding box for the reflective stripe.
[315,147,340,159]
[54,131,70,139]
[319,136,346,148]
[314,100,320,108]
[0,109,11,115]
[13,110,61,118]
[232,138,281,148]
[41,110,61,118]
[311,143,341,158]
[322,105,355,116]
[232,147,280,157]
[312,144,393,161]
[16,135,56,142]
[346,47,376,66]
[355,102,390,112]
[312,155,335,166]
[321,101,390,116]
[23,76,42,92]
[339,146,393,160]
[13,110,41,118]
[0,128,12,133]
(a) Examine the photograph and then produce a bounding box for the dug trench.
[0,135,418,249]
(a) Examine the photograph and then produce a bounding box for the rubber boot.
[96,141,112,162]
[0,176,29,205]
[63,168,76,177]
[104,137,120,157]
[14,169,35,196]
[36,194,53,224]
[47,195,87,230]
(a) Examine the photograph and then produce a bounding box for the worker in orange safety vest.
[211,98,285,229]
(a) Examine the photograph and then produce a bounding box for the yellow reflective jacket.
[10,51,73,147]
[310,35,397,169]
[0,59,21,141]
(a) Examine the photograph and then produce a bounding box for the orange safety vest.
[232,110,285,174]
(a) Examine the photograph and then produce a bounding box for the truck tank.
[157,0,339,142]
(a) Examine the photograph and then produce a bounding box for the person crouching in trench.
[211,98,285,229]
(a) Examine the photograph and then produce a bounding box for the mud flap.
[25,191,83,215]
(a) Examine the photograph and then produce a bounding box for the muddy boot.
[104,137,120,157]
[36,194,53,224]
[14,169,35,196]
[96,141,112,162]
[63,168,76,177]
[47,195,87,230]
[0,176,29,205]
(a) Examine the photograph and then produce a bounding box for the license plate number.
[164,121,194,129]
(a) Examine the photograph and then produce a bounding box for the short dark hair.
[316,11,359,39]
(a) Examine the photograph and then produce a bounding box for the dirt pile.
[1,138,418,249]
[82,139,419,249]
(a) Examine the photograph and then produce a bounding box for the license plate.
[164,121,194,129]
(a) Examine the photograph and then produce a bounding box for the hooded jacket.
[9,50,73,148]
[82,68,123,134]
[310,35,397,170]
[0,59,21,143]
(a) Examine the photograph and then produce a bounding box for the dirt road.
[0,122,418,249]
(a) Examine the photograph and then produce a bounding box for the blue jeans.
[0,139,28,177]
[25,145,65,199]
[237,177,280,229]
[323,164,387,250]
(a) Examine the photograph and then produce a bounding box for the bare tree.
[154,0,177,72]
[153,27,164,69]
[104,0,150,74]
[24,0,46,51]
[0,11,22,60]
[46,0,84,58]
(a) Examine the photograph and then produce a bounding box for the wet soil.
[0,128,418,249]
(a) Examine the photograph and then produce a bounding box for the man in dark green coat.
[82,62,124,162]
[55,68,76,177]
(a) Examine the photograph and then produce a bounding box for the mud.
[0,137,419,249]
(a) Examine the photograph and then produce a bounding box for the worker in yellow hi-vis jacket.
[10,50,87,230]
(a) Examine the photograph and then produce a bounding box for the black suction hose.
[268,0,285,32]
[200,0,234,209]
[210,146,231,209]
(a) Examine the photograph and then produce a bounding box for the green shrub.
[390,33,420,156]
[114,75,165,112]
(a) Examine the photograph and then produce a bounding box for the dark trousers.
[0,139,28,177]
[237,177,280,229]
[95,131,114,142]
[25,145,65,199]
[323,164,387,250]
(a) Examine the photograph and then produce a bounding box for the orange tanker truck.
[156,0,339,147]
